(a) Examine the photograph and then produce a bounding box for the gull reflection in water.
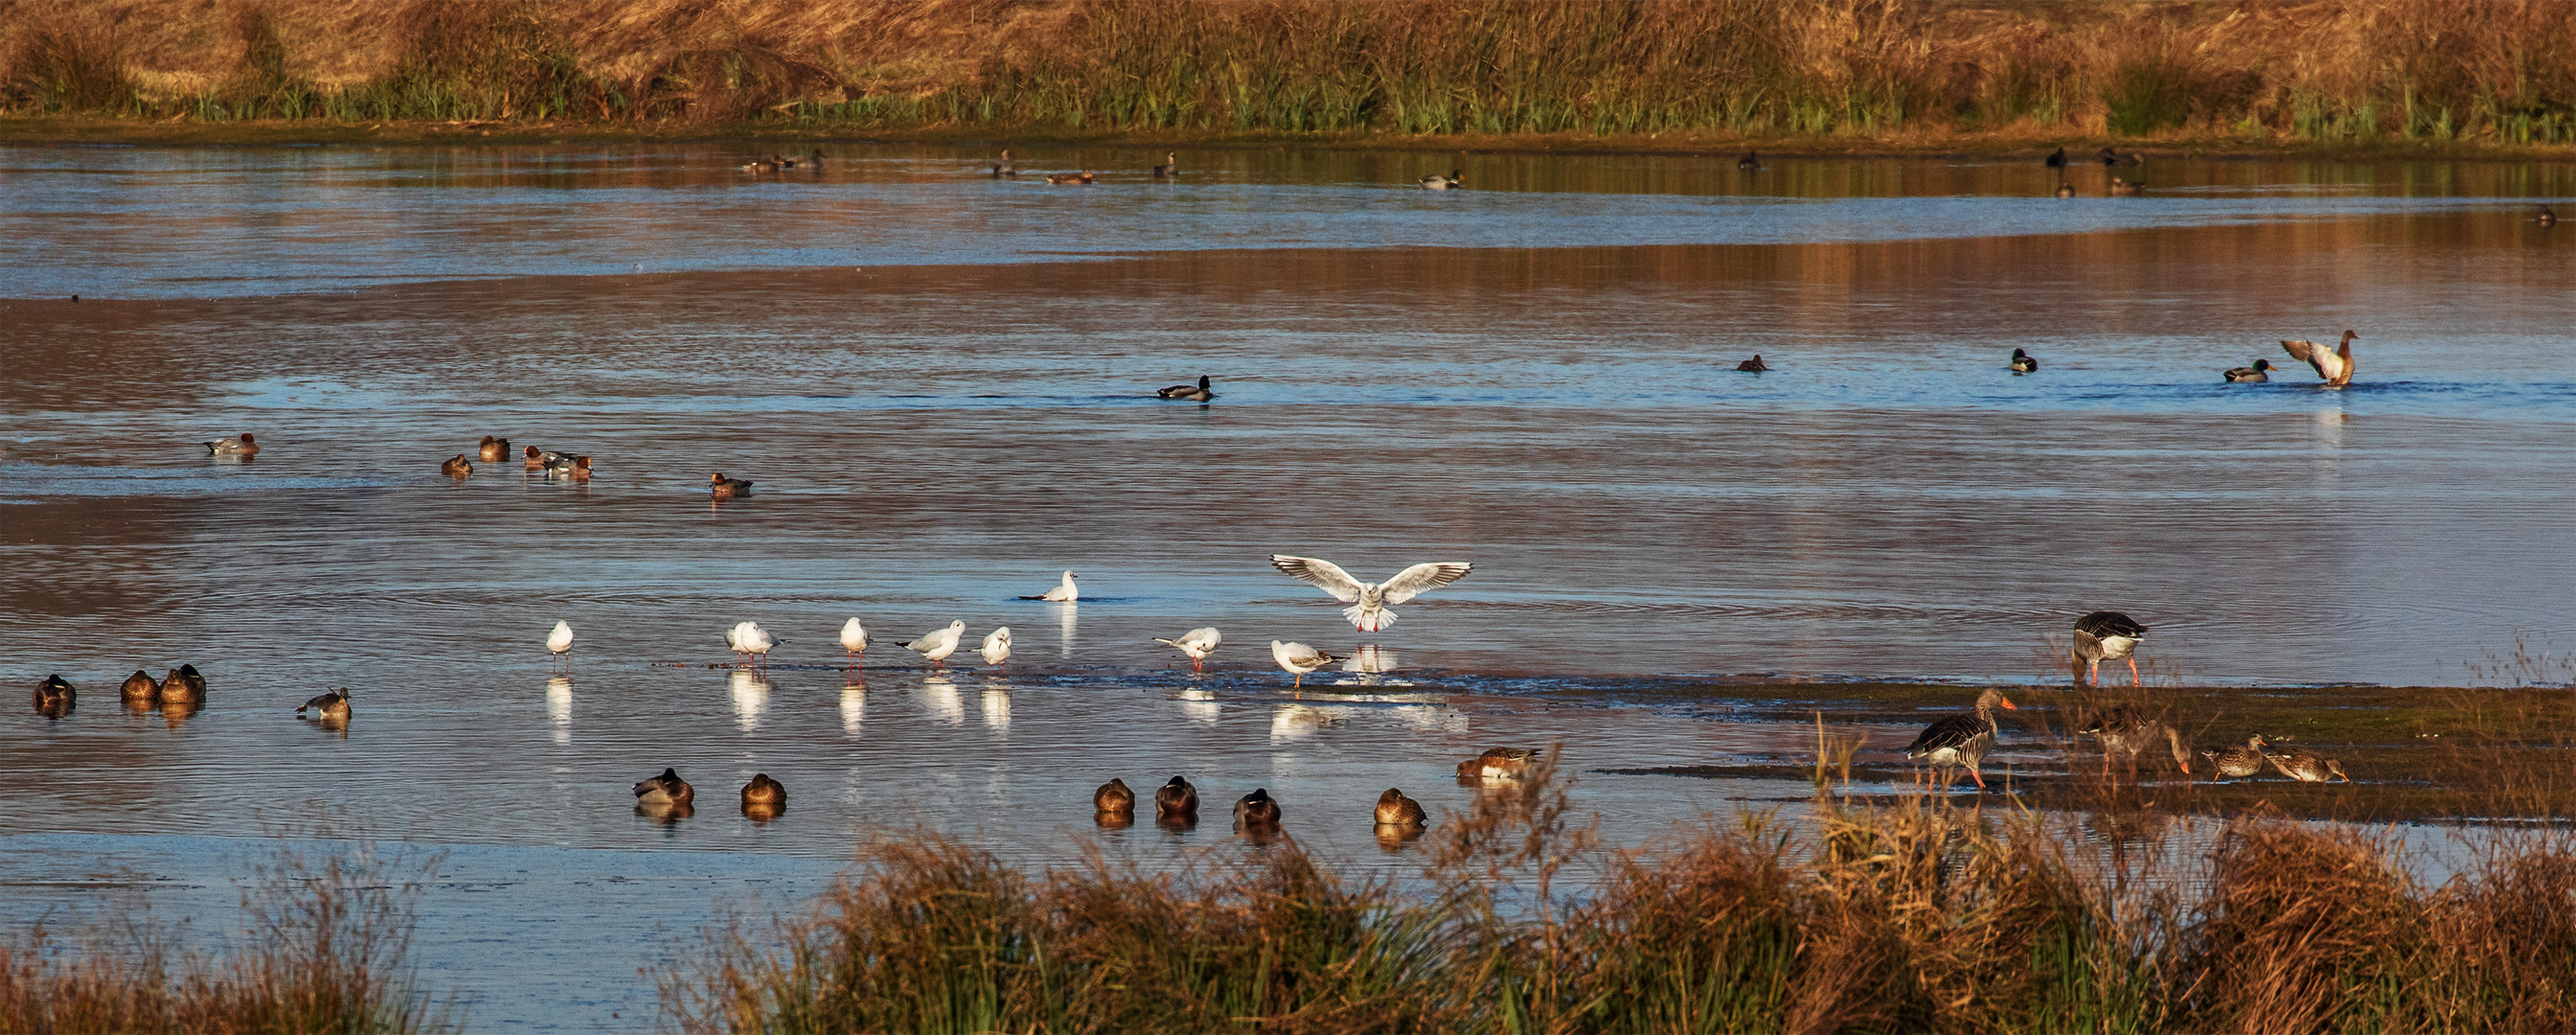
[982,686,1012,732]
[1270,702,1352,743]
[730,669,770,732]
[546,676,573,745]
[1056,602,1077,658]
[1337,645,1409,686]
[922,673,964,725]
[840,678,866,736]
[1176,688,1221,724]
[1389,704,1467,732]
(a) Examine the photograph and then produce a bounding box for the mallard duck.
[206,433,258,455]
[2225,358,2274,382]
[2108,177,2145,196]
[1095,778,1135,814]
[2280,330,2356,387]
[1268,556,1474,632]
[1737,355,1769,372]
[2079,706,2191,778]
[1156,375,1215,401]
[1455,747,1539,781]
[547,620,574,665]
[741,772,786,808]
[902,620,967,665]
[477,436,511,461]
[1737,150,1763,172]
[976,627,1011,666]
[2045,147,2067,169]
[1044,171,1096,185]
[119,670,158,702]
[297,688,351,721]
[2263,748,2349,783]
[33,675,75,715]
[1233,788,1283,830]
[157,666,205,705]
[634,768,695,806]
[840,618,868,660]
[741,157,778,173]
[1153,627,1222,668]
[1021,571,1078,601]
[1270,640,1340,689]
[1154,775,1198,816]
[1901,687,2016,791]
[1374,788,1427,828]
[441,454,473,477]
[2200,734,2271,778]
[2073,611,2147,686]
[710,472,754,499]
[1150,152,1179,177]
[2054,180,2075,198]
[2009,347,2039,373]
[541,453,588,478]
[991,150,1018,177]
[1420,170,1463,190]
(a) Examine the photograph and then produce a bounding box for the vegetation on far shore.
[6,1,2576,160]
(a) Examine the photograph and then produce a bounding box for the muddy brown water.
[2,145,2571,1028]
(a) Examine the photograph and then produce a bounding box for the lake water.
[3,144,2572,1028]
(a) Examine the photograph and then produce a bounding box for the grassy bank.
[666,754,2576,1034]
[7,1,2576,158]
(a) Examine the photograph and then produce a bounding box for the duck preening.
[1233,788,1283,831]
[1151,151,1179,177]
[634,768,695,807]
[710,472,754,499]
[1420,170,1463,190]
[2009,347,2038,373]
[2224,358,2274,382]
[976,627,1012,666]
[206,432,257,455]
[2079,706,2190,780]
[2072,610,2147,687]
[1736,355,1769,372]
[298,688,352,721]
[725,620,777,668]
[2201,734,2272,778]
[1901,687,2015,791]
[1156,375,1215,401]
[477,436,511,461]
[441,454,473,478]
[2280,330,2357,387]
[1094,778,1135,814]
[1374,788,1427,828]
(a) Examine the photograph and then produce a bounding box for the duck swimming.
[2009,347,2039,373]
[991,150,1018,177]
[1156,375,1215,401]
[1374,788,1427,828]
[710,472,754,499]
[297,688,352,721]
[634,768,695,807]
[120,670,158,703]
[1150,152,1179,177]
[1736,150,1763,172]
[1154,775,1198,817]
[741,773,786,809]
[206,433,258,455]
[157,666,205,705]
[2108,177,2145,196]
[1736,355,1769,372]
[1044,171,1097,185]
[1455,747,1539,781]
[1095,778,1136,814]
[1420,170,1463,190]
[33,675,75,716]
[2224,358,2275,382]
[1233,788,1283,830]
[2280,330,2357,387]
[2054,180,2075,198]
[2045,147,2067,169]
[441,454,473,477]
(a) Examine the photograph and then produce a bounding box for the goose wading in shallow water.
[2072,610,2147,687]
[2281,330,2357,387]
[1153,627,1222,668]
[1271,640,1340,689]
[1268,555,1474,632]
[1902,687,2017,791]
[207,433,257,455]
[1156,375,1215,401]
[2225,358,2275,382]
[903,620,967,665]
[1420,170,1463,190]
[2009,347,2039,373]
[1022,571,1078,601]
[2201,734,2272,778]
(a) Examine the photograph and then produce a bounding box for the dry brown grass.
[4,1,2573,146]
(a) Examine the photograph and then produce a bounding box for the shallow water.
[3,144,2573,1028]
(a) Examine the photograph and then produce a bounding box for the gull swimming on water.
[1271,640,1340,689]
[1022,571,1078,602]
[978,627,1012,666]
[1153,627,1222,668]
[1269,555,1474,632]
[726,621,777,668]
[840,618,868,660]
[904,620,967,665]
[546,620,574,667]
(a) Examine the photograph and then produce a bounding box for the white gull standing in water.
[978,627,1012,666]
[1268,556,1473,632]
[1271,640,1341,689]
[726,621,777,668]
[839,618,868,660]
[1021,571,1079,602]
[546,620,574,667]
[1153,628,1222,668]
[903,620,967,666]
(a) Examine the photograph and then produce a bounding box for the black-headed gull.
[726,621,777,668]
[1153,627,1221,668]
[978,627,1012,666]
[840,618,868,660]
[1268,555,1473,632]
[903,620,967,665]
[1021,571,1078,602]
[1270,640,1340,689]
[546,620,574,666]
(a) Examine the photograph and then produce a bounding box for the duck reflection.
[839,678,866,735]
[546,676,572,745]
[161,700,200,726]
[982,686,1011,731]
[1376,824,1427,851]
[922,673,964,725]
[636,801,694,825]
[729,669,770,732]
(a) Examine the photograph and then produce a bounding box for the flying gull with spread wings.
[1268,555,1473,632]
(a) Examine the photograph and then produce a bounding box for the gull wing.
[1270,555,1364,603]
[1379,562,1474,606]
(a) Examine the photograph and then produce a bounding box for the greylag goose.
[1901,687,2016,791]
[2073,611,2147,687]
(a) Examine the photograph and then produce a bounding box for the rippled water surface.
[3,144,2573,1028]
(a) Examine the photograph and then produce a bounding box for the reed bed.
[667,751,2576,1034]
[7,1,2576,147]
[0,840,450,1035]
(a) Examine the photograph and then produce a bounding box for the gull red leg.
[2128,656,2141,687]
